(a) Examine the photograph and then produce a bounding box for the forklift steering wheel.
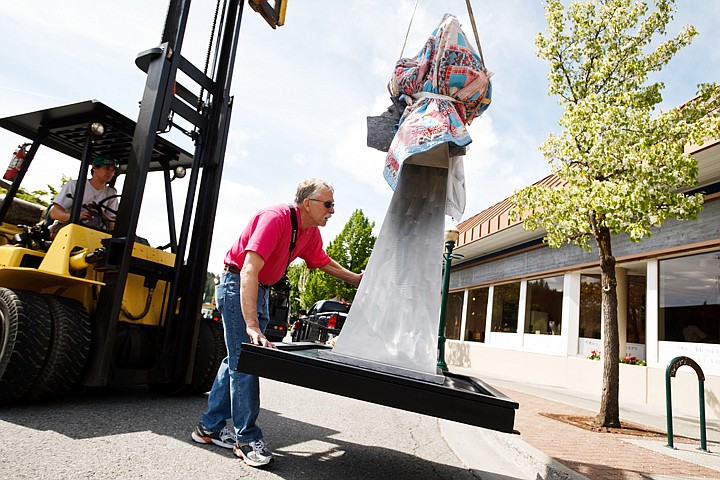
[97,194,121,216]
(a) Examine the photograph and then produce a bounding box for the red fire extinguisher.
[3,143,31,182]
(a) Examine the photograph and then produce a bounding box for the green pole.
[665,366,674,449]
[699,380,707,452]
[437,228,459,372]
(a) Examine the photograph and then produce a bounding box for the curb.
[484,428,592,480]
[439,418,591,480]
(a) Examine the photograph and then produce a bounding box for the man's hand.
[247,325,277,349]
[320,258,363,287]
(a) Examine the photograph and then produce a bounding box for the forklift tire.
[0,289,52,405]
[25,296,91,402]
[149,317,225,395]
[190,316,226,394]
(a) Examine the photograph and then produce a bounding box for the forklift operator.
[48,155,119,235]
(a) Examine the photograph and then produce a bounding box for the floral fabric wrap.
[383,13,492,219]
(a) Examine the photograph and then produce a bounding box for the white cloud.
[1,0,717,272]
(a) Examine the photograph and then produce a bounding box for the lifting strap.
[398,0,487,66]
[271,205,297,290]
[287,204,298,264]
[279,204,298,274]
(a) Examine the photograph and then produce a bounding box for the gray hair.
[295,179,333,204]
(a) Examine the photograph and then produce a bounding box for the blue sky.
[0,1,718,272]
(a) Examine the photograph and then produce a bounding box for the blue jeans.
[201,270,270,443]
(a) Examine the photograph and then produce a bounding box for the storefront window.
[465,287,488,342]
[627,275,646,344]
[491,282,520,332]
[525,276,563,335]
[577,273,646,343]
[659,251,720,344]
[580,275,601,339]
[444,291,464,340]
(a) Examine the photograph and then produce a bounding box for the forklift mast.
[86,0,248,385]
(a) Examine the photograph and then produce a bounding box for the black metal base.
[238,342,518,433]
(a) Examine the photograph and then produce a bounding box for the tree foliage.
[287,209,375,314]
[0,183,60,207]
[510,0,719,427]
[287,262,308,315]
[1,173,71,208]
[204,271,218,304]
[324,209,375,301]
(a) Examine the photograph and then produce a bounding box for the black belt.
[224,264,241,274]
[223,264,269,288]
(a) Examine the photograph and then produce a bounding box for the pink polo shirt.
[223,203,330,285]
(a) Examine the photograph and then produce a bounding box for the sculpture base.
[317,349,445,384]
[238,342,519,433]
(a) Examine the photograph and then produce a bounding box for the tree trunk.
[593,225,621,427]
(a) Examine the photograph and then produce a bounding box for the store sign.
[578,338,646,360]
[660,342,720,374]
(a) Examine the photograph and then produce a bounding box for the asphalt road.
[0,377,530,480]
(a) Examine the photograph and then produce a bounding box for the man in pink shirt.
[192,178,361,467]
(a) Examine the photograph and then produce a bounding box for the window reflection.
[525,276,563,335]
[580,275,601,339]
[659,251,720,344]
[627,275,646,344]
[491,282,520,332]
[445,291,464,340]
[465,287,488,342]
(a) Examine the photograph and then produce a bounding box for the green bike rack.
[665,356,708,452]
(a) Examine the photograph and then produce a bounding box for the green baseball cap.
[92,155,118,168]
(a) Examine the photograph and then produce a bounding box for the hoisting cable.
[398,0,420,59]
[464,0,491,105]
[399,0,486,67]
[464,0,485,65]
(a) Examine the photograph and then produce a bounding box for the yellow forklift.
[0,0,287,404]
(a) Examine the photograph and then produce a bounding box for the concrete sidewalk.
[449,367,720,480]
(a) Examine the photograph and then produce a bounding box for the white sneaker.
[191,422,236,449]
[233,438,274,467]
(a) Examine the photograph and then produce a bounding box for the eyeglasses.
[308,198,334,209]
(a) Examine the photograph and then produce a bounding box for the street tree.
[287,262,308,315]
[204,271,218,304]
[324,209,375,302]
[510,0,719,427]
[288,209,375,312]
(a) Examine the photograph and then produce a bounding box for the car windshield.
[319,301,351,314]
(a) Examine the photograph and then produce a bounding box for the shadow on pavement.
[0,386,525,480]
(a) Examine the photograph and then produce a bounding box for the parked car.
[291,299,351,343]
[203,308,221,322]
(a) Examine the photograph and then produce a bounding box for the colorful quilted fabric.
[383,13,492,216]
